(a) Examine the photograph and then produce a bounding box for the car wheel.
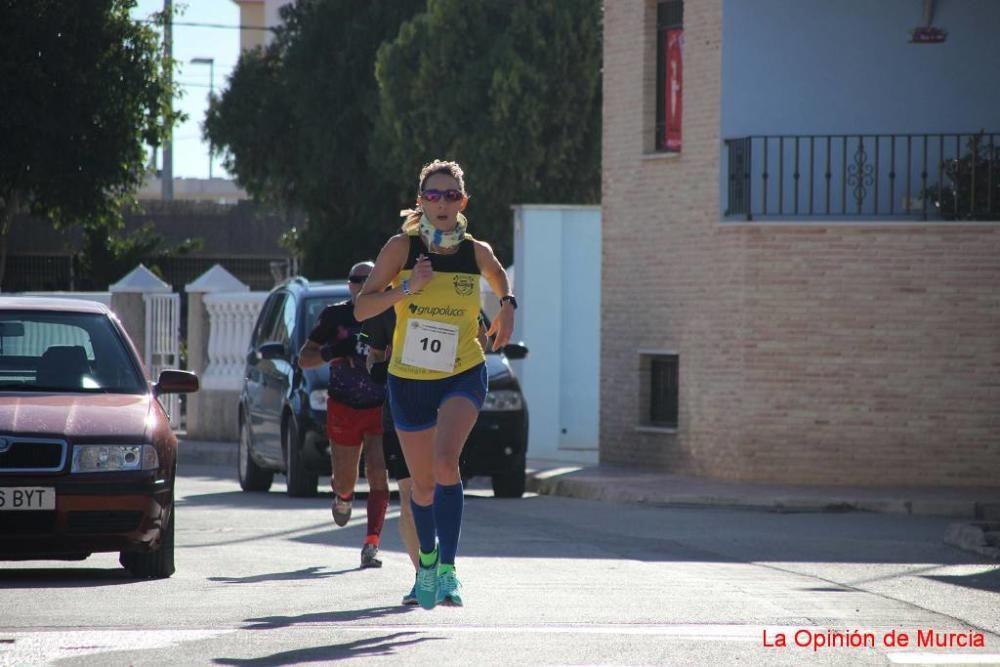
[239,417,273,492]
[284,418,318,497]
[491,455,527,498]
[120,495,175,579]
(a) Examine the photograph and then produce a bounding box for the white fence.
[143,293,181,427]
[201,292,268,391]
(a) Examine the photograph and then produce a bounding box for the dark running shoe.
[331,494,352,527]
[360,543,382,569]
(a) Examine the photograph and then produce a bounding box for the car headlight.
[482,389,523,412]
[71,445,159,473]
[309,389,328,411]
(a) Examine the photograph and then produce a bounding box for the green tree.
[373,0,602,264]
[0,0,180,289]
[205,1,424,278]
[204,46,298,207]
[76,222,203,291]
[922,132,1000,221]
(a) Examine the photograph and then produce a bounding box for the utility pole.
[190,58,215,179]
[162,0,174,200]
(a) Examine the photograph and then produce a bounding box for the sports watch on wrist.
[499,294,518,310]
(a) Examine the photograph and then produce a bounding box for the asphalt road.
[1,463,998,666]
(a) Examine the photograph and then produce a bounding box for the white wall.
[512,205,601,464]
[264,0,293,41]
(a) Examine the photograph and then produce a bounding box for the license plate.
[0,487,56,510]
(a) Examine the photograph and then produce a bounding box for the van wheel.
[239,417,273,492]
[121,498,175,579]
[491,457,526,498]
[285,419,318,497]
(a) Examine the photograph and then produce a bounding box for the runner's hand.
[487,304,514,351]
[409,254,433,292]
[368,361,389,384]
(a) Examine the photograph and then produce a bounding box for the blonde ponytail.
[399,206,422,234]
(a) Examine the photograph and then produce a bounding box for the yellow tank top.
[388,235,485,380]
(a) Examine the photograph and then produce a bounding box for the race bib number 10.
[401,318,459,372]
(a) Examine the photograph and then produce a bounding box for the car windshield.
[0,311,146,393]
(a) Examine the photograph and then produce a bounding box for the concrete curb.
[943,522,1000,561]
[525,470,996,520]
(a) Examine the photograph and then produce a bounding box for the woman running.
[354,159,515,609]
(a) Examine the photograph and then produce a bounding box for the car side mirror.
[502,342,528,360]
[155,369,199,395]
[257,342,286,360]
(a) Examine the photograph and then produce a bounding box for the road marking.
[0,629,230,666]
[886,654,1000,665]
[285,623,791,641]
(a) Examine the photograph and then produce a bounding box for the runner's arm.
[298,340,325,369]
[474,240,514,350]
[354,235,410,321]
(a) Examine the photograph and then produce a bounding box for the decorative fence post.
[109,264,172,378]
[184,265,263,441]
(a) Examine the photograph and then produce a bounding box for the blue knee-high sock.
[433,482,464,565]
[410,499,437,557]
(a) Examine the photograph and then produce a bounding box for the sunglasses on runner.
[420,188,464,203]
[347,275,368,284]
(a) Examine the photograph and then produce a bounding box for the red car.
[0,298,198,578]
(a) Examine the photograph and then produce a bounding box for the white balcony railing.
[201,292,268,391]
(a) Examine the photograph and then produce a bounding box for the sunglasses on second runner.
[347,275,368,284]
[420,188,464,203]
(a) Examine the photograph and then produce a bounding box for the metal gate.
[143,293,182,429]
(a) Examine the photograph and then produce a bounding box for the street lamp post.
[190,57,215,179]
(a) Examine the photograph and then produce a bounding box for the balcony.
[724,132,1000,222]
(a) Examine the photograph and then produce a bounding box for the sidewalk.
[525,458,1000,520]
[177,438,1000,558]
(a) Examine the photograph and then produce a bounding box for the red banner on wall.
[664,28,683,151]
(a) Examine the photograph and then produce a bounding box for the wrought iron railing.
[724,132,1000,221]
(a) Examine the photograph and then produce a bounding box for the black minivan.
[238,276,530,498]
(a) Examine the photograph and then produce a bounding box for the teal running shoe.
[436,568,463,607]
[415,551,438,610]
[402,578,418,606]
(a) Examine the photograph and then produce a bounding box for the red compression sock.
[366,489,390,543]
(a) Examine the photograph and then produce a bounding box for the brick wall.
[600,0,1000,486]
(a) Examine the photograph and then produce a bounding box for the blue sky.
[131,0,242,179]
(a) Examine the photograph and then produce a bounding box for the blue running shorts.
[387,363,488,432]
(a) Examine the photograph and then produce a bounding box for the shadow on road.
[213,631,441,666]
[0,567,139,588]
[208,565,356,584]
[174,466,1000,575]
[240,605,418,630]
[924,567,1000,593]
[177,489,386,512]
